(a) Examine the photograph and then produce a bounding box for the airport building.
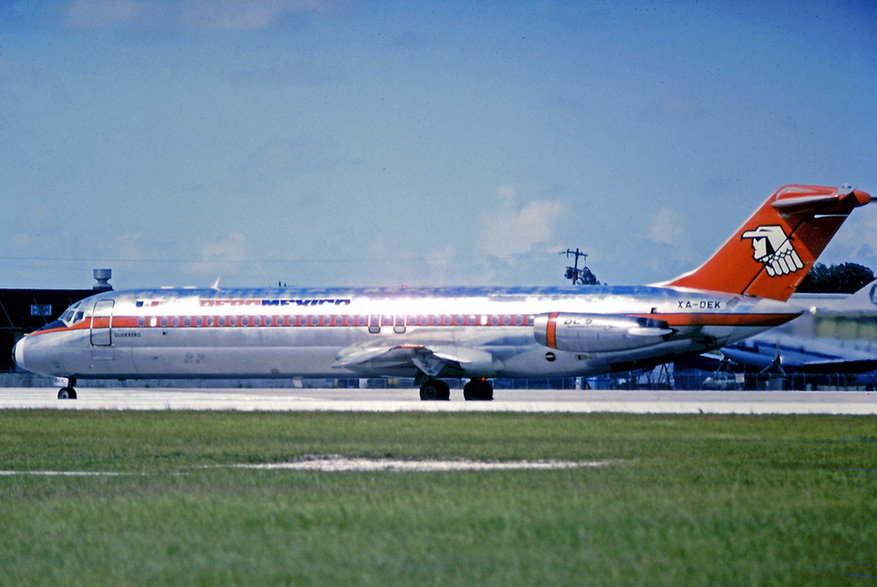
[0,270,111,372]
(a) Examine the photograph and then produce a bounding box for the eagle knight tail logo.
[741,225,804,276]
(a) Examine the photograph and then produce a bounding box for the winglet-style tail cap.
[662,184,872,301]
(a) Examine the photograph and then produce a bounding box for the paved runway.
[1,386,875,414]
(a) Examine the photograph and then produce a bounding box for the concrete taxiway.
[0,387,876,414]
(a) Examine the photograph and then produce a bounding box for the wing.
[333,341,496,378]
[721,333,877,374]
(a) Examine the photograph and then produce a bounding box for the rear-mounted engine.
[534,312,674,352]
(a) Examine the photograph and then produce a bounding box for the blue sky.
[2,0,875,290]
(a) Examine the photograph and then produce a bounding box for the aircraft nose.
[12,337,25,369]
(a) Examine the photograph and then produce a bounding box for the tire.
[463,379,493,401]
[419,380,450,401]
[58,387,77,400]
[434,380,450,401]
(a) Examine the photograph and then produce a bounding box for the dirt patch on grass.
[234,456,613,472]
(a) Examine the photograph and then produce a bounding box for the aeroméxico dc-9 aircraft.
[13,184,872,401]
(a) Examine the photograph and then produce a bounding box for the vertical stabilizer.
[663,185,871,301]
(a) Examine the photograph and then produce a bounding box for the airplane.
[705,279,877,385]
[13,184,871,401]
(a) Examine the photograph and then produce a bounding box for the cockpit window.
[58,301,87,326]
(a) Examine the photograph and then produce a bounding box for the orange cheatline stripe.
[630,313,794,327]
[25,311,794,338]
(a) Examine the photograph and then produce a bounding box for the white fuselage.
[14,285,798,381]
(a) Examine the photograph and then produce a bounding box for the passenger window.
[393,314,406,334]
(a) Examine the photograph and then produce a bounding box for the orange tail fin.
[664,185,871,301]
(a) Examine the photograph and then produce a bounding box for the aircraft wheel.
[463,379,493,401]
[58,387,77,400]
[419,379,450,401]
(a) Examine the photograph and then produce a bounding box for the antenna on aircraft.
[211,277,222,290]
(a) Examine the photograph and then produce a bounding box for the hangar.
[0,270,111,372]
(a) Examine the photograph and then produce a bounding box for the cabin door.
[90,299,114,346]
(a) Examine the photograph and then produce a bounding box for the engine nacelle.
[534,312,674,353]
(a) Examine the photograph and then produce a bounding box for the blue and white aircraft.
[13,184,871,400]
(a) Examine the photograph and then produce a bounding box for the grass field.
[1,411,875,585]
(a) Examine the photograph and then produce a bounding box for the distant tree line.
[798,262,874,294]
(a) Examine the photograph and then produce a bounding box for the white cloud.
[186,232,254,277]
[494,184,517,203]
[647,206,688,247]
[835,210,877,254]
[641,94,705,122]
[65,0,161,28]
[185,0,333,30]
[65,0,338,30]
[477,186,568,258]
[199,231,251,262]
[425,244,457,285]
[820,210,877,270]
[112,232,146,261]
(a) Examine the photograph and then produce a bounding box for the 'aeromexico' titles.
[199,298,352,307]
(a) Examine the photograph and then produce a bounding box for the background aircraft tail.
[663,185,871,301]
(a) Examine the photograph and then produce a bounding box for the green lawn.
[0,412,874,585]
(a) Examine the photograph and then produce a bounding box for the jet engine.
[534,312,674,353]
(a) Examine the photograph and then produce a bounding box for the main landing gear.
[463,378,493,401]
[57,378,77,400]
[419,379,450,401]
[418,378,494,401]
